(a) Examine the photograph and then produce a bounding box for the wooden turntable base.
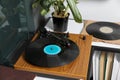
[14,33,92,80]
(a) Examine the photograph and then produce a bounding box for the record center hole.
[99,26,113,34]
[50,48,53,50]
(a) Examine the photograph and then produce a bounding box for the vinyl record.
[24,37,79,67]
[86,22,120,40]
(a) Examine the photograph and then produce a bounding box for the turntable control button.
[82,36,86,40]
[44,45,61,55]
[79,36,86,40]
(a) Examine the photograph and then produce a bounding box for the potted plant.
[32,0,82,32]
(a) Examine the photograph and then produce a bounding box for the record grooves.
[86,22,120,40]
[24,33,79,67]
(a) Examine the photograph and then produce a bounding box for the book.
[104,52,114,80]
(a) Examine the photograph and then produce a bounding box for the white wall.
[69,0,120,22]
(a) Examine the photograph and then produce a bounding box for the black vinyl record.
[24,37,79,67]
[86,22,120,40]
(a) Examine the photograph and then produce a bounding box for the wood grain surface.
[81,20,120,45]
[14,33,92,80]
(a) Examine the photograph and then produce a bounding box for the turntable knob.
[82,36,86,40]
[79,35,86,40]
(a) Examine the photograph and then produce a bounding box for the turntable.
[14,28,92,80]
[25,29,80,67]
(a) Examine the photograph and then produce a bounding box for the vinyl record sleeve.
[111,53,120,80]
[99,51,107,80]
[92,50,101,80]
[105,52,114,80]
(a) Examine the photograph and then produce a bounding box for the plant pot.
[52,13,69,32]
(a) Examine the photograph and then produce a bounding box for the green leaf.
[32,0,52,15]
[40,9,49,15]
[66,0,82,23]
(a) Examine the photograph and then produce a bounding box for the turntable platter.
[24,36,79,67]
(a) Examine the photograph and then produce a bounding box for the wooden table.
[14,33,92,80]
